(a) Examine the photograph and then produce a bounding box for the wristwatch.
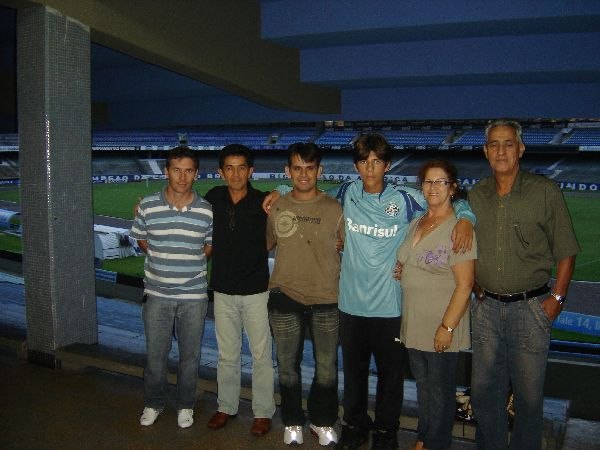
[550,291,566,305]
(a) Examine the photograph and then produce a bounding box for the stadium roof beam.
[3,0,340,114]
[262,0,600,47]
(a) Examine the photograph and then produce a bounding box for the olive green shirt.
[469,170,579,294]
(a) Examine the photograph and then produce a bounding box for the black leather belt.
[483,285,549,303]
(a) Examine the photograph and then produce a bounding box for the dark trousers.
[269,292,339,426]
[339,311,407,432]
[408,348,459,450]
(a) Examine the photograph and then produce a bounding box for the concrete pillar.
[17,6,96,367]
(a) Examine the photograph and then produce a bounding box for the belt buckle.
[515,290,527,301]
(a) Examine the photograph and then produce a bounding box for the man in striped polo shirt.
[131,146,213,429]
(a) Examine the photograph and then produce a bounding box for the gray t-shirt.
[397,216,477,352]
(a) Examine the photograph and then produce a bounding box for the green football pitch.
[0,179,599,282]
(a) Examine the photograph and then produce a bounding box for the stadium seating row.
[1,125,600,152]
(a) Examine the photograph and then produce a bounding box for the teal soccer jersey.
[335,180,424,317]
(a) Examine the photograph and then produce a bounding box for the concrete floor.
[0,349,477,450]
[2,350,599,450]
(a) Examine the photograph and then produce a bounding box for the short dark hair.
[353,133,392,164]
[417,158,467,201]
[287,142,323,167]
[218,144,254,169]
[165,146,199,171]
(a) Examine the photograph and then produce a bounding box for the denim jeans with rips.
[471,295,551,450]
[142,296,208,410]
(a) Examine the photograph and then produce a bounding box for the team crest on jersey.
[384,202,400,217]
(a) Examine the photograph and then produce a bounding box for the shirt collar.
[360,179,389,201]
[160,188,197,212]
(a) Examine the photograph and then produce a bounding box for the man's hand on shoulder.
[451,218,473,254]
[133,196,142,218]
[262,190,281,214]
[137,240,148,254]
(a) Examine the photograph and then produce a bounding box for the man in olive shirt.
[469,120,580,450]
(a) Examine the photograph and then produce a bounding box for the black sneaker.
[335,425,369,449]
[371,430,398,450]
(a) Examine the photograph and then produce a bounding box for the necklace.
[417,214,438,232]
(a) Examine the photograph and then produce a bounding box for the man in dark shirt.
[204,144,275,436]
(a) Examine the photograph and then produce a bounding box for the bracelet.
[441,323,454,333]
[550,291,566,305]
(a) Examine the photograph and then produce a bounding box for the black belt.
[483,285,549,303]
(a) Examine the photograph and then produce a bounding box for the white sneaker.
[284,425,304,445]
[139,407,162,426]
[177,408,194,428]
[310,424,338,446]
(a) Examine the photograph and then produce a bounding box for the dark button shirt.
[469,170,580,293]
[205,184,269,295]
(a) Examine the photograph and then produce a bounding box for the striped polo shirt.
[130,189,213,301]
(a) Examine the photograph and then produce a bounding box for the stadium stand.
[521,128,562,145]
[0,155,19,180]
[564,129,600,145]
[271,128,317,148]
[250,155,287,173]
[453,127,574,148]
[93,131,179,149]
[0,164,19,180]
[1,122,600,182]
[138,159,163,175]
[452,129,485,146]
[0,133,18,151]
[381,129,450,146]
[187,128,274,150]
[91,156,145,175]
[313,129,358,148]
[1,122,591,155]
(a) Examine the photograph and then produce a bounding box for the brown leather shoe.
[207,411,236,429]
[251,417,272,436]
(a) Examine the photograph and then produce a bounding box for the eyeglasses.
[422,179,452,187]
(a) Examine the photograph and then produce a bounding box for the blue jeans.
[142,296,208,410]
[213,291,275,418]
[339,311,406,433]
[408,348,458,450]
[471,295,551,450]
[269,292,339,426]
